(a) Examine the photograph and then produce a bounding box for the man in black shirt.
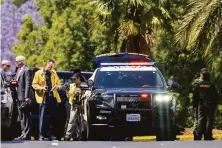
[193,68,220,140]
[32,59,61,141]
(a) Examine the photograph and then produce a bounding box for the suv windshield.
[94,70,164,89]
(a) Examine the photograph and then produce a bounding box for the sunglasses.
[15,61,22,64]
[2,64,10,68]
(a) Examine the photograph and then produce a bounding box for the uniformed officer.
[32,59,61,141]
[64,73,84,141]
[193,68,220,140]
[191,69,207,140]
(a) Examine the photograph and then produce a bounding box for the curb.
[133,134,222,141]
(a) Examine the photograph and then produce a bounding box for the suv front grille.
[116,95,151,109]
[117,96,140,102]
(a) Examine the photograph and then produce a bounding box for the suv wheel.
[156,126,176,141]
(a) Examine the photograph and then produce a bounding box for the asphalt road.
[1,141,222,148]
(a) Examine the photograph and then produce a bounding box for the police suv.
[83,53,178,141]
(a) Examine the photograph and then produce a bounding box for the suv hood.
[93,88,169,95]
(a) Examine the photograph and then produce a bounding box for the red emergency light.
[129,62,150,66]
[140,93,149,101]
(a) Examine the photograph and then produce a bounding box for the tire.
[1,126,13,141]
[83,123,110,141]
[84,103,97,141]
[86,125,98,141]
[156,126,176,141]
[155,109,176,141]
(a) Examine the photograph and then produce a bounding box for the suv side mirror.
[87,79,94,87]
[167,79,173,86]
[167,79,180,89]
[80,82,90,90]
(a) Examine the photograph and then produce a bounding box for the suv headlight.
[154,94,172,102]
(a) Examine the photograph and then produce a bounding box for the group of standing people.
[1,56,85,141]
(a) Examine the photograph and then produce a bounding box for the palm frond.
[175,0,210,48]
[128,0,145,6]
[175,0,222,59]
[90,0,112,17]
[118,20,139,36]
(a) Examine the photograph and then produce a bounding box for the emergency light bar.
[100,62,155,66]
[93,52,154,68]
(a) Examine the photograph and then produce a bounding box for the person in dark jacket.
[14,56,32,140]
[193,68,220,140]
[57,83,69,140]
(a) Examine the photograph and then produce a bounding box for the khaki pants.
[65,105,81,138]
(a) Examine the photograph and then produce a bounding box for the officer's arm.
[214,85,221,104]
[190,79,199,93]
[193,85,199,108]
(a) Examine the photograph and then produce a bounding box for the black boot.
[193,131,201,140]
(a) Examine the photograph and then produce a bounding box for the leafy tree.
[13,15,48,68]
[1,0,41,71]
[91,0,174,56]
[13,0,96,71]
[12,0,28,7]
[1,0,19,63]
[1,0,5,4]
[175,0,222,67]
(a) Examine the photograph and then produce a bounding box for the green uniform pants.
[195,105,215,140]
[193,107,198,140]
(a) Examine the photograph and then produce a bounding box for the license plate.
[126,114,140,122]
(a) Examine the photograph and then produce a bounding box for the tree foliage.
[91,0,174,56]
[175,0,222,68]
[13,0,96,70]
[0,0,41,71]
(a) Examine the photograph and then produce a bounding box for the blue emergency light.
[93,52,154,68]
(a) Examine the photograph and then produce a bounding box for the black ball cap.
[200,68,210,74]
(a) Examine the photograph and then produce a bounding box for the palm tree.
[175,0,222,64]
[91,0,173,56]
